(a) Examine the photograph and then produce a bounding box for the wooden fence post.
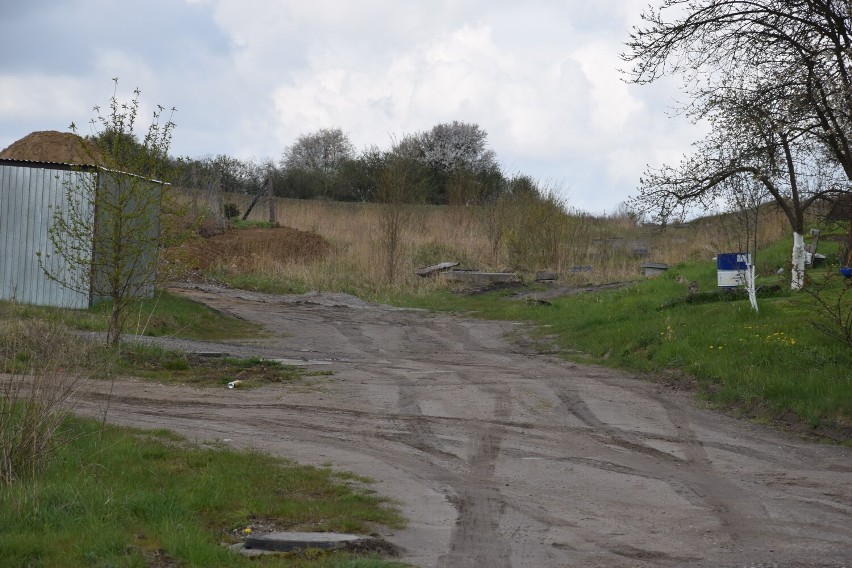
[268,170,276,225]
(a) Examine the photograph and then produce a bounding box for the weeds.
[0,311,94,485]
[802,267,852,348]
[183,190,790,299]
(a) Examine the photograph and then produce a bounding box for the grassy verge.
[0,416,405,568]
[0,291,299,387]
[389,257,852,441]
[1,318,325,390]
[210,270,311,295]
[109,344,332,387]
[0,290,262,342]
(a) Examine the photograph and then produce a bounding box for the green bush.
[223,202,240,219]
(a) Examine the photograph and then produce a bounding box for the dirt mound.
[0,130,103,165]
[172,226,332,271]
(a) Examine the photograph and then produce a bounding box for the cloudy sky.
[0,0,706,213]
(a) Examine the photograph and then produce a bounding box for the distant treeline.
[101,122,548,206]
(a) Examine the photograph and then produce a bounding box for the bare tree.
[717,176,769,311]
[623,1,852,288]
[633,88,846,288]
[624,0,852,179]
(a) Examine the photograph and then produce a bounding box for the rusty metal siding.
[0,163,94,308]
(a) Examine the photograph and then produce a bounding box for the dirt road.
[73,285,852,567]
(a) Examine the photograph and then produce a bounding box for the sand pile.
[0,130,103,165]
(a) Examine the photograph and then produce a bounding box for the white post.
[745,263,759,312]
[791,232,805,290]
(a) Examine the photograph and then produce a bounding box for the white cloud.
[241,1,709,210]
[0,75,88,123]
[0,0,709,212]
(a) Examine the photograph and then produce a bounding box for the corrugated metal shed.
[90,169,162,303]
[0,161,94,308]
[0,158,162,309]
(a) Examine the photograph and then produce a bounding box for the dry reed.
[0,314,94,485]
[175,190,792,294]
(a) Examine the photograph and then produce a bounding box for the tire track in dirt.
[552,380,767,549]
[438,376,513,568]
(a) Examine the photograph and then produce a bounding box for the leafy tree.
[623,0,852,289]
[502,183,571,271]
[42,80,175,345]
[281,128,355,199]
[391,122,502,204]
[335,146,388,202]
[191,154,265,194]
[278,167,324,199]
[223,202,240,219]
[418,121,497,175]
[88,128,146,171]
[504,173,537,198]
[282,128,355,174]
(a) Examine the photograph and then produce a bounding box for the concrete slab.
[416,262,459,277]
[641,262,669,277]
[272,358,333,366]
[194,351,228,357]
[244,531,370,552]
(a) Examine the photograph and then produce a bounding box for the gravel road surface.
[72,284,852,567]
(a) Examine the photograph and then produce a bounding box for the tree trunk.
[791,232,805,290]
[109,296,121,347]
[745,263,758,312]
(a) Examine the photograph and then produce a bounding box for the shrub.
[223,202,240,219]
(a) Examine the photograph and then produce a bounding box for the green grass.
[0,294,326,388]
[0,290,262,341]
[95,291,263,340]
[0,416,405,568]
[210,271,311,295]
[389,257,852,438]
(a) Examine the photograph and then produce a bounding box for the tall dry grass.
[175,189,792,295]
[0,313,94,485]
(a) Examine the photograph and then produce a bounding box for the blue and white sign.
[717,253,751,287]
